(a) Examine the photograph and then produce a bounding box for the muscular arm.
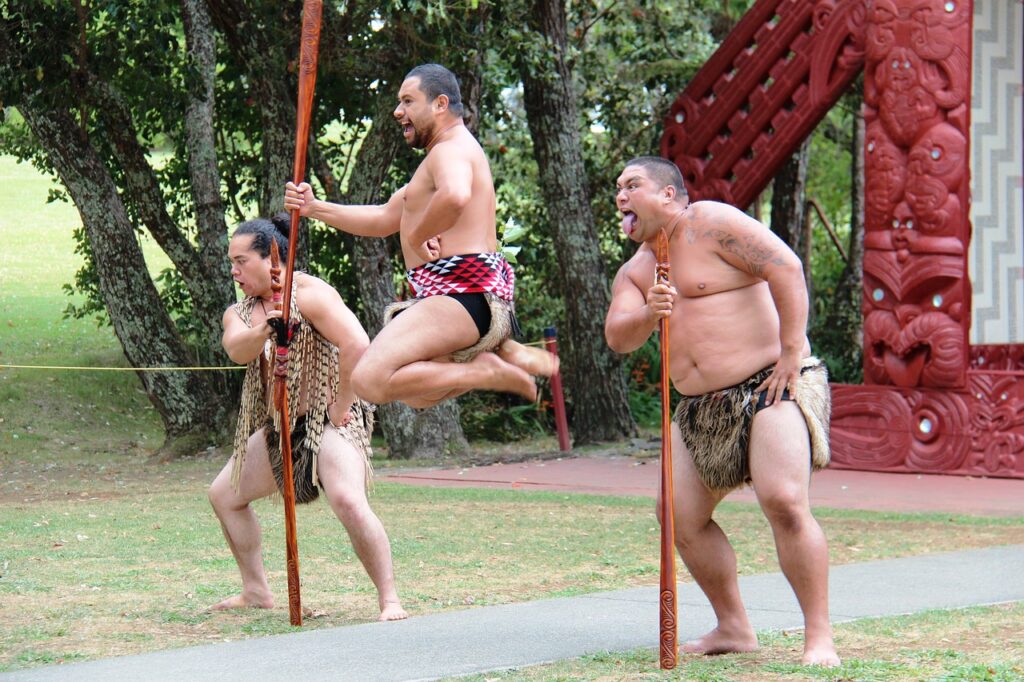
[222,306,273,365]
[296,277,371,416]
[700,204,808,355]
[605,258,662,354]
[285,182,403,238]
[404,144,472,247]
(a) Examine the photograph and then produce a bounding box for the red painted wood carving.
[661,0,867,209]
[830,375,1024,477]
[970,344,1024,372]
[861,0,972,389]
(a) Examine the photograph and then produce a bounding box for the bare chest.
[402,164,435,220]
[668,231,759,297]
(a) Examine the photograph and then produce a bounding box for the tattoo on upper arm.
[701,227,785,277]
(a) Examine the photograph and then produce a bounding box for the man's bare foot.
[497,340,560,377]
[471,352,537,401]
[802,638,840,667]
[681,627,758,655]
[379,599,408,622]
[208,591,274,611]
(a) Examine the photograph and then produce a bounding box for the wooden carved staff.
[269,239,301,626]
[656,229,677,669]
[274,0,323,627]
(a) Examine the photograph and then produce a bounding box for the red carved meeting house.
[660,0,1024,478]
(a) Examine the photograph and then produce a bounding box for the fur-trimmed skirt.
[263,400,374,504]
[672,357,831,492]
[383,293,515,363]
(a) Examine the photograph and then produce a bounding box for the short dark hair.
[624,156,688,198]
[405,63,464,116]
[232,213,291,262]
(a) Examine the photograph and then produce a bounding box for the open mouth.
[620,211,637,236]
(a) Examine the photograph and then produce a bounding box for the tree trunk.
[342,104,467,459]
[770,135,813,317]
[20,103,230,454]
[821,100,866,382]
[205,0,306,267]
[770,136,812,257]
[460,7,488,137]
[518,0,635,444]
[181,0,237,375]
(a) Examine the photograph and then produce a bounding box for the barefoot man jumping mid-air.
[285,63,556,408]
[604,156,839,667]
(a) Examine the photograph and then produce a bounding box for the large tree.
[514,0,635,444]
[4,0,776,453]
[1,1,236,454]
[0,0,472,455]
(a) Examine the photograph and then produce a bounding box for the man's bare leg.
[665,424,759,655]
[207,430,279,610]
[750,401,840,667]
[497,339,560,377]
[317,428,408,621]
[401,340,559,409]
[352,297,536,405]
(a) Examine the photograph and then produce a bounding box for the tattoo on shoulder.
[700,227,785,277]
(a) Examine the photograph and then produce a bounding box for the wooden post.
[543,326,571,452]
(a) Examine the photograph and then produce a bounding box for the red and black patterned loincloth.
[406,252,515,302]
[385,252,518,362]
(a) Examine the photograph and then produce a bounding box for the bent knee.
[351,361,389,404]
[673,522,707,552]
[759,495,811,532]
[208,480,246,515]
[328,493,371,525]
[208,482,230,512]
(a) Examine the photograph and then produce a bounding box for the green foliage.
[153,267,210,358]
[458,392,549,442]
[812,298,864,383]
[3,0,872,442]
[60,227,107,326]
[803,87,864,383]
[621,337,680,428]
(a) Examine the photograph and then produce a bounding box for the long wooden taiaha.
[275,0,324,627]
[656,229,678,668]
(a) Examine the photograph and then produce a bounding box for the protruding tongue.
[621,212,637,236]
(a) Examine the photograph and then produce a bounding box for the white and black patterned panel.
[970,0,1024,343]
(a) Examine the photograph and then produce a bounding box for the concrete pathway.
[4,545,1023,682]
[381,457,1024,517]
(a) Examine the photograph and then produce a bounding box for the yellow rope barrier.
[0,338,555,372]
[0,364,244,372]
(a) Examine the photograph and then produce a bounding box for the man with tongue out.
[605,156,839,667]
[285,64,556,409]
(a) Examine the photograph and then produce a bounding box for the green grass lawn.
[454,603,1024,681]
[1,154,1023,678]
[3,458,1023,673]
[0,154,181,462]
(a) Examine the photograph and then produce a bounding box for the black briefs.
[390,292,493,339]
[753,363,821,412]
[754,387,794,412]
[448,292,492,339]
